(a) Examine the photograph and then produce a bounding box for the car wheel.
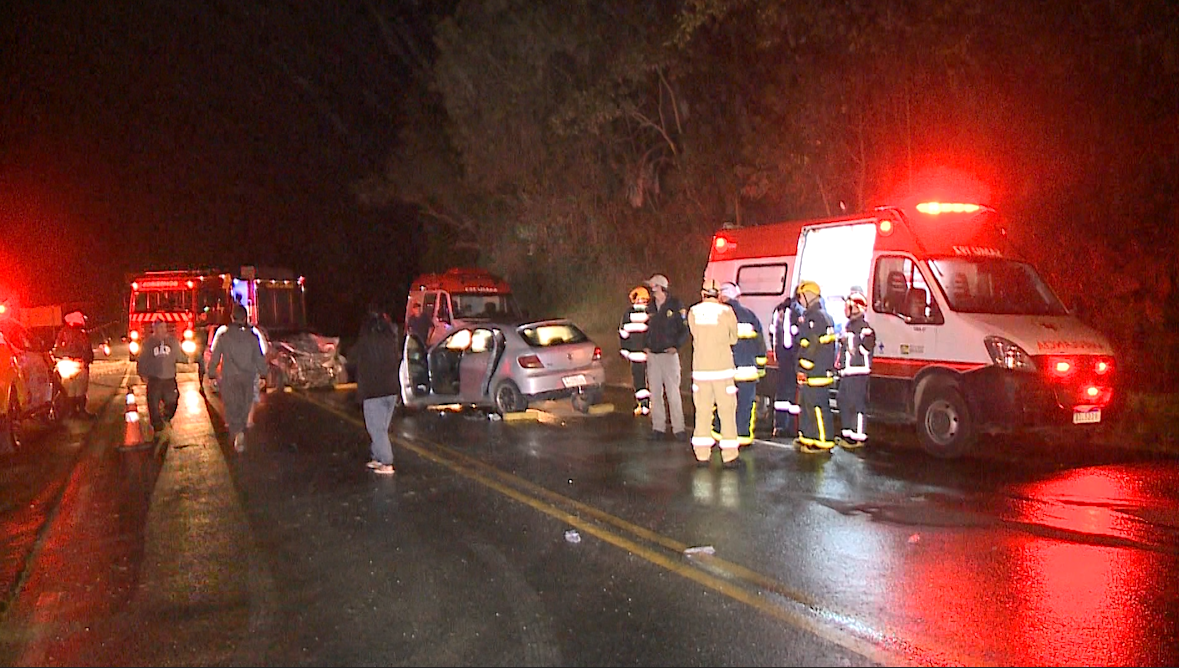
[916,379,975,459]
[47,380,68,424]
[494,381,526,415]
[1,389,21,454]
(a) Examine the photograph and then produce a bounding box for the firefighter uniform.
[836,291,876,448]
[769,295,804,437]
[619,286,652,416]
[795,281,838,453]
[713,283,766,446]
[688,279,739,464]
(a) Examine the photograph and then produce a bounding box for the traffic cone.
[121,390,147,450]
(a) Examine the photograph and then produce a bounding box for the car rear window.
[518,323,588,347]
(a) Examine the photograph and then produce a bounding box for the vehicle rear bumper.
[517,366,606,399]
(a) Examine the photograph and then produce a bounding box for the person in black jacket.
[642,274,689,441]
[53,310,95,417]
[350,307,402,475]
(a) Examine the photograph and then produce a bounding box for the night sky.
[1,0,422,332]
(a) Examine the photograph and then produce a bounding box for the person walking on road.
[643,273,689,441]
[688,278,740,465]
[350,307,402,475]
[53,310,95,418]
[208,305,268,453]
[136,318,185,443]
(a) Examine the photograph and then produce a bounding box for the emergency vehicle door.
[457,327,498,402]
[431,292,454,347]
[0,320,52,408]
[870,256,943,414]
[400,333,431,406]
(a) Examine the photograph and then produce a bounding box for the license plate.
[562,374,588,388]
[1073,408,1101,424]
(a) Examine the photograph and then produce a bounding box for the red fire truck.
[126,266,307,360]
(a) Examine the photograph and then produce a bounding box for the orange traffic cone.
[120,390,148,450]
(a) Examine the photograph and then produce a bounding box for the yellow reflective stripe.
[799,339,810,348]
[799,359,814,369]
[819,334,837,344]
[737,322,756,337]
[755,356,767,365]
[806,377,834,386]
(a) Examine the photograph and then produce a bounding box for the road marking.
[299,393,990,667]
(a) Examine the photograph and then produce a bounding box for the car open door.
[457,328,498,403]
[400,333,431,406]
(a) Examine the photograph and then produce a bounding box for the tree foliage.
[357,0,1179,386]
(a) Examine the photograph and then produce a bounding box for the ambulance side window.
[873,256,943,325]
[437,294,452,324]
[421,293,438,320]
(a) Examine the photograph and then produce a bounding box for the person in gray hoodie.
[208,305,268,452]
[136,318,186,442]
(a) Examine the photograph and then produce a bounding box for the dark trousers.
[630,361,650,412]
[220,374,256,436]
[837,374,869,440]
[798,383,836,446]
[146,377,179,431]
[713,380,757,444]
[773,352,799,432]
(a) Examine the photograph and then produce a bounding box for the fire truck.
[125,266,306,360]
[703,201,1117,458]
[405,267,522,347]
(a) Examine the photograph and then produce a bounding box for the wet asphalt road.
[1,355,1178,666]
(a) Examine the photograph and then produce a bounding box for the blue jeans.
[363,395,397,465]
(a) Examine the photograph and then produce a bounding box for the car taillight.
[517,354,544,369]
[592,346,601,361]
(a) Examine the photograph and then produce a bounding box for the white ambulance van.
[704,201,1117,458]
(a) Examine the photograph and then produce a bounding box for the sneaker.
[373,464,395,475]
[233,433,246,453]
[366,459,383,469]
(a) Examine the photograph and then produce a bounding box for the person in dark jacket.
[618,285,651,416]
[768,295,805,440]
[53,310,95,417]
[350,308,402,475]
[208,305,268,453]
[795,280,838,454]
[136,318,186,442]
[642,274,690,441]
[836,289,876,449]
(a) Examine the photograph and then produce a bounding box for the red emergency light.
[915,202,981,215]
[712,235,734,253]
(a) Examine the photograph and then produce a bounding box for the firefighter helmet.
[701,278,721,297]
[629,285,650,305]
[64,311,86,327]
[796,280,822,297]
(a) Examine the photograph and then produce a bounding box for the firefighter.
[836,289,875,448]
[688,278,739,465]
[713,282,766,446]
[769,293,804,439]
[53,311,95,418]
[619,285,652,416]
[795,280,838,454]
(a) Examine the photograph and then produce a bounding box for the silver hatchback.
[399,319,606,414]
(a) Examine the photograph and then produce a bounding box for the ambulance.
[703,201,1117,458]
[405,267,523,348]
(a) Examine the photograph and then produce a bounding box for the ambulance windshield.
[929,258,1068,316]
[451,293,523,320]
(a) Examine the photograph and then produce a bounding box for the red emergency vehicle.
[406,267,522,347]
[704,201,1117,457]
[126,267,307,360]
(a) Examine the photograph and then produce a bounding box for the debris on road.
[564,529,581,544]
[683,545,715,556]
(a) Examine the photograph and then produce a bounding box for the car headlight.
[984,336,1036,372]
[128,340,140,355]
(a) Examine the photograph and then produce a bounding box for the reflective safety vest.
[796,301,836,386]
[837,314,876,376]
[618,303,649,363]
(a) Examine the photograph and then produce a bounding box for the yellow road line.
[300,393,988,667]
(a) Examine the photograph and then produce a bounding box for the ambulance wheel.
[916,380,975,459]
[494,381,526,415]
